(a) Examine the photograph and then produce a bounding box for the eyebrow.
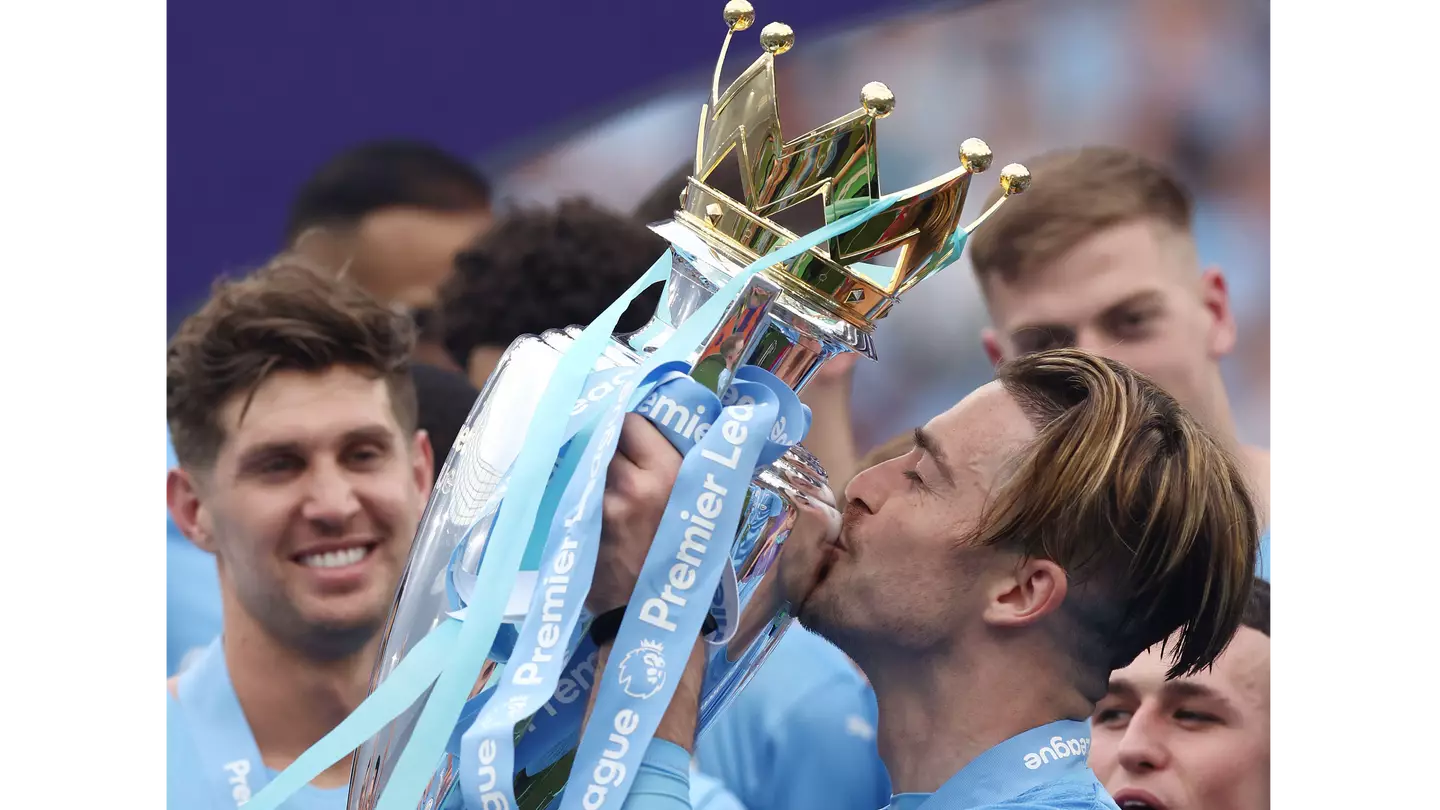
[912,427,955,485]
[235,425,395,469]
[1009,290,1167,342]
[1106,676,1235,710]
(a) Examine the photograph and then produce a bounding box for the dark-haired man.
[166,262,435,807]
[286,140,492,320]
[584,349,1260,809]
[437,197,667,389]
[1089,579,1271,810]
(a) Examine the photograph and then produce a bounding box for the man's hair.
[285,140,491,243]
[1240,577,1269,638]
[967,146,1194,285]
[979,349,1259,680]
[167,259,419,469]
[437,197,666,369]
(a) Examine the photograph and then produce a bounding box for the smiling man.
[165,262,435,808]
[1089,579,1271,810]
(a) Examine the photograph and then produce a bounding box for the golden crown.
[666,0,1030,327]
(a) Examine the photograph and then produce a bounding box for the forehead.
[1112,627,1270,708]
[357,208,490,251]
[926,382,1035,481]
[217,366,401,455]
[983,220,1194,328]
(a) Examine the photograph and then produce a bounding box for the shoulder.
[978,779,1117,810]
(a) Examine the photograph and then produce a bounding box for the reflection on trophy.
[348,2,1029,808]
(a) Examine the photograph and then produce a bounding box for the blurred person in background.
[968,146,1269,579]
[1089,579,1270,810]
[437,195,889,810]
[166,261,435,806]
[436,197,665,388]
[285,139,494,372]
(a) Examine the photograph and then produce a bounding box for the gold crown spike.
[961,163,1031,236]
[674,2,1024,328]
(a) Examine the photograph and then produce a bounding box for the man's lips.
[1111,787,1168,810]
[290,539,381,568]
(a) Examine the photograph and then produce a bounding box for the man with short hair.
[1089,579,1270,810]
[966,146,1269,578]
[586,348,1260,809]
[166,262,435,807]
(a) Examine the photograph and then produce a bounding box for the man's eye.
[258,456,302,475]
[903,469,925,488]
[1174,709,1221,726]
[1111,309,1157,338]
[1093,708,1131,728]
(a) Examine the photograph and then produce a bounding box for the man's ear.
[168,467,217,554]
[981,327,1005,368]
[411,429,435,502]
[981,557,1068,628]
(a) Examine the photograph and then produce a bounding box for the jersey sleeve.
[620,740,695,810]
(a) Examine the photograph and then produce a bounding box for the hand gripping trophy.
[245,4,1030,810]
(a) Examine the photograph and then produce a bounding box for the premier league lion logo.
[617,640,667,699]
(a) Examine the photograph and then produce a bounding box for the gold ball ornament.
[723,1,754,31]
[1000,163,1032,196]
[760,22,794,55]
[959,138,993,174]
[860,81,896,118]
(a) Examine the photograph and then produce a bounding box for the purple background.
[167,0,964,322]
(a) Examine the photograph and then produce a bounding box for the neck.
[864,644,1090,795]
[223,602,376,786]
[1199,376,1271,523]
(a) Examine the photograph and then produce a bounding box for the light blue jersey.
[168,639,348,810]
[1258,528,1270,581]
[627,719,1116,810]
[167,431,223,675]
[695,626,890,810]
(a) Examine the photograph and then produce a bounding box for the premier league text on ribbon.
[634,395,757,634]
[579,392,765,810]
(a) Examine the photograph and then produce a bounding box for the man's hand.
[777,473,844,617]
[588,414,683,614]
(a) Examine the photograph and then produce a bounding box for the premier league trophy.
[262,4,1031,810]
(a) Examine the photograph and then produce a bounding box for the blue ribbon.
[457,364,808,810]
[456,362,689,809]
[560,374,788,810]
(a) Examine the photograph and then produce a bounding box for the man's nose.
[1116,710,1171,774]
[301,462,362,531]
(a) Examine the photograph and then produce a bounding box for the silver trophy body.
[346,220,872,810]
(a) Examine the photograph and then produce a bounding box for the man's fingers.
[616,413,682,473]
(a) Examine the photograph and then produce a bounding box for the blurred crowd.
[492,0,1269,451]
[166,2,1270,809]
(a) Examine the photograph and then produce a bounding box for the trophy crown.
[668,2,1029,326]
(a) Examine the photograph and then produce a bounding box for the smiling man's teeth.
[301,547,368,568]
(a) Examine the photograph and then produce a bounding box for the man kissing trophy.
[245,3,1030,809]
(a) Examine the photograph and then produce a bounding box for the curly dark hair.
[167,259,418,469]
[437,197,667,369]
